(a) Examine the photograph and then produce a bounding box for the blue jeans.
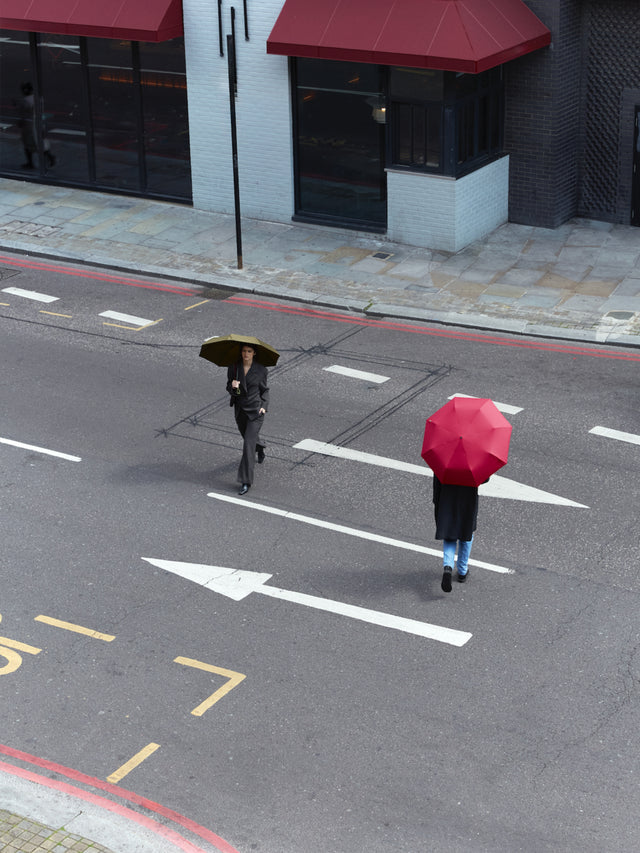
[443,536,473,576]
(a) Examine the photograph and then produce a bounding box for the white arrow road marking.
[293,439,588,507]
[206,492,513,574]
[323,365,389,384]
[589,425,640,446]
[1,286,59,303]
[0,436,81,461]
[99,310,154,327]
[142,559,473,646]
[448,393,523,415]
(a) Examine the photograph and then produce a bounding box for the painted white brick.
[387,157,509,251]
[183,0,293,221]
[183,0,507,250]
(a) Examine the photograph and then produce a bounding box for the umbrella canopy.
[199,333,280,367]
[421,397,512,487]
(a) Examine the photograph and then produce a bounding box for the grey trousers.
[234,409,265,485]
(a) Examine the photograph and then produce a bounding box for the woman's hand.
[231,379,240,389]
[259,407,266,415]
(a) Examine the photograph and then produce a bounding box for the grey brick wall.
[505,0,640,228]
[504,0,582,228]
[579,0,640,224]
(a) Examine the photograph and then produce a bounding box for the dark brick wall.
[579,0,640,223]
[504,0,582,227]
[505,0,640,227]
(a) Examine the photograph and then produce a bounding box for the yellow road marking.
[35,615,115,642]
[0,302,10,306]
[0,636,42,655]
[102,317,162,332]
[0,648,23,675]
[184,300,209,310]
[174,656,246,716]
[40,311,73,318]
[107,743,160,784]
[102,319,162,331]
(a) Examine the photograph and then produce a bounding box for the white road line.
[293,439,588,507]
[448,393,523,415]
[0,436,81,461]
[323,365,389,384]
[206,491,513,573]
[1,286,59,303]
[99,310,153,327]
[589,426,640,446]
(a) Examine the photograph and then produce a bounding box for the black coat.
[433,477,479,541]
[227,361,269,419]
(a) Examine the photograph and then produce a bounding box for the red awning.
[267,0,551,74]
[0,0,183,42]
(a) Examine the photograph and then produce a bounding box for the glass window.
[0,31,36,173]
[87,39,140,191]
[389,67,443,101]
[0,29,191,202]
[454,70,503,174]
[392,103,441,169]
[37,34,89,182]
[389,66,503,177]
[294,59,386,228]
[139,38,191,199]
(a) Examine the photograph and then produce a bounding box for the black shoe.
[457,570,468,583]
[257,447,265,464]
[238,483,249,496]
[441,566,453,593]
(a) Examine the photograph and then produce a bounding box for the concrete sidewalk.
[1,177,639,346]
[0,760,236,853]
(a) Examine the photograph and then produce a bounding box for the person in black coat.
[226,343,269,495]
[433,476,479,592]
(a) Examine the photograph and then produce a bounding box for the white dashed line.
[206,491,513,574]
[323,365,389,384]
[0,436,81,461]
[1,286,59,303]
[589,426,640,446]
[99,310,154,327]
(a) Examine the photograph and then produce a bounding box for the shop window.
[0,29,191,202]
[392,103,442,169]
[389,66,503,177]
[293,58,386,230]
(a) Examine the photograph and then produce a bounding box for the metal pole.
[227,34,243,270]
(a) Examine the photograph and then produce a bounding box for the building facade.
[0,0,638,251]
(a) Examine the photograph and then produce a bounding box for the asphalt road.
[1,255,639,853]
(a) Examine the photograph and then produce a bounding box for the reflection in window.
[87,39,139,190]
[139,39,191,198]
[294,59,386,228]
[393,103,441,168]
[0,29,191,202]
[389,66,503,177]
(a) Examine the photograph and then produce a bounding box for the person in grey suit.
[226,344,269,495]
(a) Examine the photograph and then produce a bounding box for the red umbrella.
[421,397,512,487]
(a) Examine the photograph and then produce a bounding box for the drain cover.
[372,251,393,260]
[606,310,634,320]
